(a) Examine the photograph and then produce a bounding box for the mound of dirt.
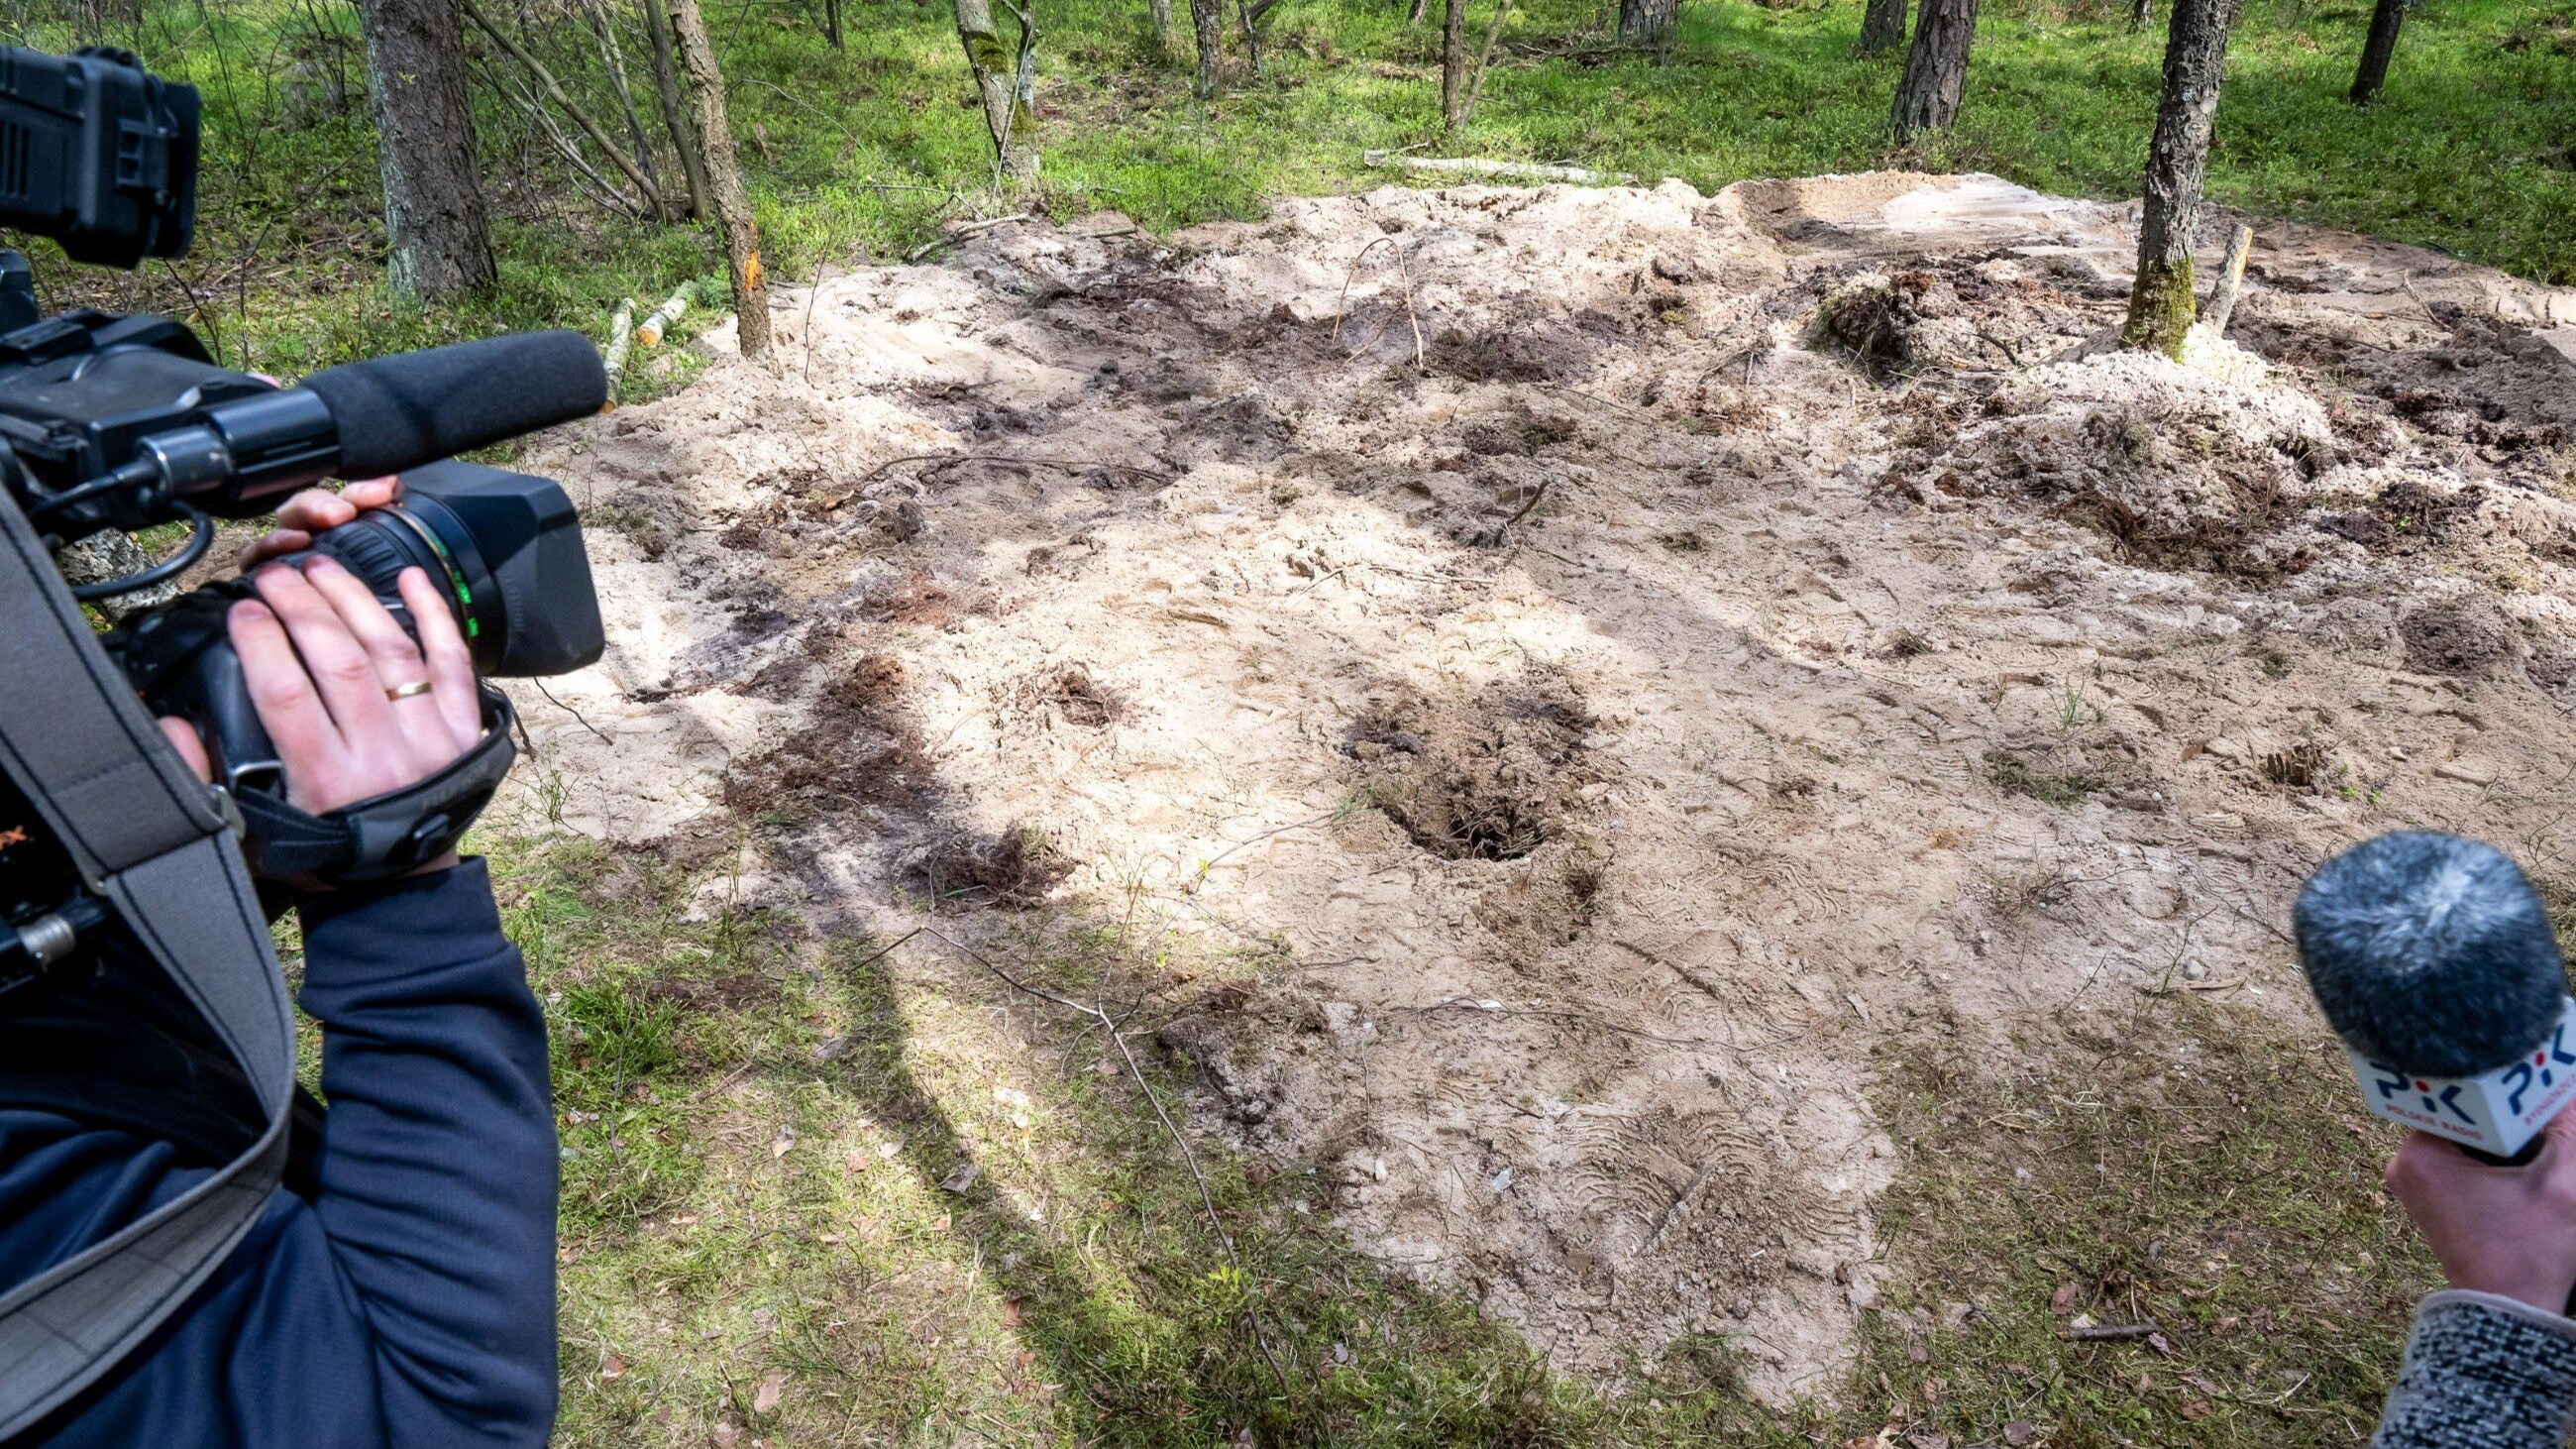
[504,170,2576,1397]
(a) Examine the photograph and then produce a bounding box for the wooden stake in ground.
[2197,222,2253,337]
[1889,0,1980,141]
[954,0,1039,178]
[637,0,710,219]
[1857,0,1906,55]
[2349,0,2403,102]
[2120,0,2238,359]
[1190,0,1223,96]
[1618,0,1677,48]
[354,0,494,297]
[666,0,771,359]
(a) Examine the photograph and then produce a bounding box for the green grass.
[468,825,2435,1445]
[0,0,2568,387]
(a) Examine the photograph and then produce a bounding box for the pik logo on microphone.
[2348,996,2576,1156]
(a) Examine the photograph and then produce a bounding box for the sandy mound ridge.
[507,171,2576,1395]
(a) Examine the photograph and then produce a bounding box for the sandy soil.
[504,170,2576,1397]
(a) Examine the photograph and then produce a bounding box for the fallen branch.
[906,213,1034,263]
[1360,149,1635,185]
[603,298,635,387]
[636,283,692,347]
[463,0,664,214]
[2068,1321,2167,1343]
[1331,234,1428,372]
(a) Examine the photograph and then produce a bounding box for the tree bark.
[1442,0,1467,129]
[1888,0,1978,142]
[1191,0,1223,95]
[354,0,494,298]
[955,0,1040,177]
[824,0,842,48]
[639,0,710,220]
[2121,0,2236,358]
[1858,0,1906,55]
[666,0,771,359]
[1151,0,1179,56]
[2128,0,2150,29]
[1618,0,1677,47]
[2349,0,2402,102]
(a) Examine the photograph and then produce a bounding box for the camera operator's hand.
[237,476,401,569]
[2386,1110,2576,1314]
[157,559,481,850]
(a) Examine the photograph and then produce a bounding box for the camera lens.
[299,499,505,673]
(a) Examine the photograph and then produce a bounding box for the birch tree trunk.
[1888,0,1978,141]
[667,0,772,359]
[639,0,711,219]
[1150,0,1178,56]
[582,0,667,219]
[2349,0,2402,101]
[2121,0,2236,358]
[955,0,1039,178]
[1442,0,1467,129]
[1618,0,1677,47]
[1858,0,1906,55]
[1191,0,1222,96]
[354,0,494,298]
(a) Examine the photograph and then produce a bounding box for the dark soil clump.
[724,654,936,815]
[916,826,1072,909]
[1345,681,1600,861]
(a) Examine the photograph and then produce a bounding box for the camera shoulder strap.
[0,488,294,1440]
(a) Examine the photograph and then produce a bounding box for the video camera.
[0,45,607,1005]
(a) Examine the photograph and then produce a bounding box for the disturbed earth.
[504,171,2576,1396]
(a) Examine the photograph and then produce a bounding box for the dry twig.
[1331,234,1428,372]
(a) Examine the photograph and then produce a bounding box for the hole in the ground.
[1343,682,1599,861]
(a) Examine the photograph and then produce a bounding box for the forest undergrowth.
[0,0,2569,389]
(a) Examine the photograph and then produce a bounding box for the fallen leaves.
[752,1367,788,1413]
[598,1351,628,1382]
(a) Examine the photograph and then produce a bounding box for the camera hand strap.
[0,488,294,1440]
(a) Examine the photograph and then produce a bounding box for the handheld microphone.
[2295,832,2576,1163]
[111,330,606,515]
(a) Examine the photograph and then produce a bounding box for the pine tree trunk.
[2121,0,2236,358]
[2349,0,2402,102]
[354,0,494,298]
[666,0,772,360]
[1888,0,1978,141]
[639,0,711,219]
[1442,0,1467,129]
[1858,0,1907,55]
[955,0,1039,177]
[1618,0,1677,47]
[1191,0,1223,95]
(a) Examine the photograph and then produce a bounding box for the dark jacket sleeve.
[2374,1289,2576,1449]
[0,858,557,1449]
[292,856,561,1443]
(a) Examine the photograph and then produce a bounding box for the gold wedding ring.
[385,680,435,701]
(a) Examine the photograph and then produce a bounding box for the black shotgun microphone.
[111,330,607,515]
[2296,832,2576,1165]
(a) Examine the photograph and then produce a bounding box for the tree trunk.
[1618,0,1677,47]
[2349,0,2402,102]
[1888,0,1978,142]
[1858,0,1906,55]
[2128,0,2150,29]
[582,0,666,218]
[639,0,711,219]
[824,0,842,48]
[1442,0,1467,129]
[1191,0,1223,95]
[1150,0,1178,56]
[354,0,494,298]
[2121,0,2236,358]
[666,0,771,360]
[955,0,1039,177]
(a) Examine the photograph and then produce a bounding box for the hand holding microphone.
[2297,832,2576,1313]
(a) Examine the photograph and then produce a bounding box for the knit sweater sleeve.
[2375,1290,2576,1448]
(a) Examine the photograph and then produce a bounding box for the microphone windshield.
[2295,832,2569,1077]
[299,330,606,479]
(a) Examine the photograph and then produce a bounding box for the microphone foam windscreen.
[300,330,606,479]
[2295,831,2569,1077]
